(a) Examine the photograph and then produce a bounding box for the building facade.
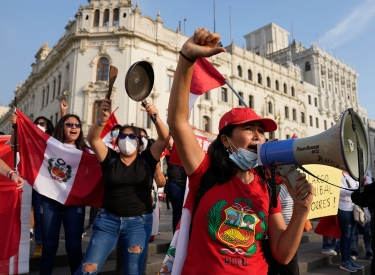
[0,0,372,174]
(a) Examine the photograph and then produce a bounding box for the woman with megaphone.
[164,28,314,275]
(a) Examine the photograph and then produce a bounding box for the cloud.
[320,0,375,48]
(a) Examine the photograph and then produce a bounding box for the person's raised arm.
[60,100,68,117]
[144,103,169,160]
[9,114,18,152]
[87,99,111,162]
[167,28,226,175]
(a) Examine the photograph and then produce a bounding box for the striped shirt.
[279,184,294,225]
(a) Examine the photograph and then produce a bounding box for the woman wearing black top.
[75,99,169,275]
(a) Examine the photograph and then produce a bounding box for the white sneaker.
[322,249,337,256]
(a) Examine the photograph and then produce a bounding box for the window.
[249,95,254,108]
[328,84,331,91]
[309,115,313,126]
[286,134,290,139]
[269,132,274,140]
[324,120,327,130]
[46,85,50,104]
[94,10,100,27]
[42,88,45,107]
[341,90,343,96]
[55,113,58,126]
[301,112,305,123]
[103,9,110,26]
[331,122,334,127]
[314,98,317,107]
[335,87,337,94]
[316,118,319,128]
[285,106,289,119]
[139,109,151,129]
[267,77,271,88]
[113,8,119,26]
[237,66,242,77]
[322,81,324,88]
[58,75,61,95]
[202,116,210,132]
[247,69,252,81]
[92,100,102,124]
[308,95,311,105]
[291,86,295,97]
[52,79,56,99]
[167,70,174,91]
[292,109,296,121]
[204,91,210,100]
[305,62,311,71]
[257,73,262,85]
[221,87,228,102]
[283,83,287,94]
[96,57,109,81]
[268,101,273,114]
[238,92,244,106]
[275,80,279,91]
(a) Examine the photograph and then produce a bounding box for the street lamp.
[184,18,187,35]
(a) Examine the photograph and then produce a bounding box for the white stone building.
[0,0,372,174]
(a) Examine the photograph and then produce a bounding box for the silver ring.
[297,192,309,200]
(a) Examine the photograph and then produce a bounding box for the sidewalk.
[29,201,173,274]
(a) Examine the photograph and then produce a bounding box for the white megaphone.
[257,108,369,191]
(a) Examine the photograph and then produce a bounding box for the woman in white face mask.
[78,99,169,275]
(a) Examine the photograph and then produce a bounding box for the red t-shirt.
[182,154,282,275]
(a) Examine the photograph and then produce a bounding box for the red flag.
[291,133,297,139]
[160,149,170,159]
[16,110,104,206]
[188,58,226,110]
[100,107,120,140]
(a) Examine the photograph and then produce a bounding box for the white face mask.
[140,137,148,152]
[118,137,138,155]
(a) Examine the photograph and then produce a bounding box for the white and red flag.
[16,109,104,206]
[100,107,120,144]
[0,135,31,274]
[188,58,226,111]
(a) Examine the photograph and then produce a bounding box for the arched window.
[268,101,273,114]
[204,91,210,100]
[292,109,296,121]
[258,73,262,85]
[238,92,244,106]
[275,80,279,91]
[93,10,100,27]
[103,9,110,26]
[113,8,119,26]
[202,116,210,132]
[291,86,295,97]
[305,61,311,71]
[283,83,287,94]
[46,85,50,103]
[237,65,242,77]
[52,79,56,99]
[96,57,109,81]
[58,74,61,95]
[267,77,271,88]
[247,69,252,81]
[249,95,254,108]
[42,88,45,107]
[329,84,331,91]
[322,81,324,88]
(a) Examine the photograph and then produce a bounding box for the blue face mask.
[111,130,119,138]
[227,139,259,171]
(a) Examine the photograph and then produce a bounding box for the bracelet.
[7,170,16,179]
[97,117,107,126]
[179,51,196,63]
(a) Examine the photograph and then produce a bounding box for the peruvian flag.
[100,107,120,145]
[16,110,104,206]
[291,133,297,139]
[0,135,31,274]
[188,58,226,111]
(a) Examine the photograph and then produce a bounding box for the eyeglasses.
[118,133,137,140]
[34,122,46,127]
[65,122,82,129]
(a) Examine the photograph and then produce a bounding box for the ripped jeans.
[74,209,152,275]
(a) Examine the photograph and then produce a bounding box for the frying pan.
[125,61,156,124]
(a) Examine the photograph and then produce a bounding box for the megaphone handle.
[141,100,157,124]
[277,165,301,194]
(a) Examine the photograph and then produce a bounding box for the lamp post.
[184,18,187,34]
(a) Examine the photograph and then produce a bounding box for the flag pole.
[14,97,17,173]
[224,80,248,107]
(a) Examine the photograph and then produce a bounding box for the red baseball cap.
[218,108,277,132]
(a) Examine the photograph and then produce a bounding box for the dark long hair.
[34,116,54,136]
[53,114,90,151]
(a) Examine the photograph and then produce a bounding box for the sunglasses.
[34,122,46,127]
[141,135,149,140]
[118,133,137,140]
[65,122,82,129]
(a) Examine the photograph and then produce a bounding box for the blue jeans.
[40,195,85,275]
[322,236,340,251]
[351,221,372,252]
[32,189,42,244]
[166,180,186,233]
[74,209,152,275]
[337,209,357,263]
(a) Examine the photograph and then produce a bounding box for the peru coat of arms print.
[47,157,72,183]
